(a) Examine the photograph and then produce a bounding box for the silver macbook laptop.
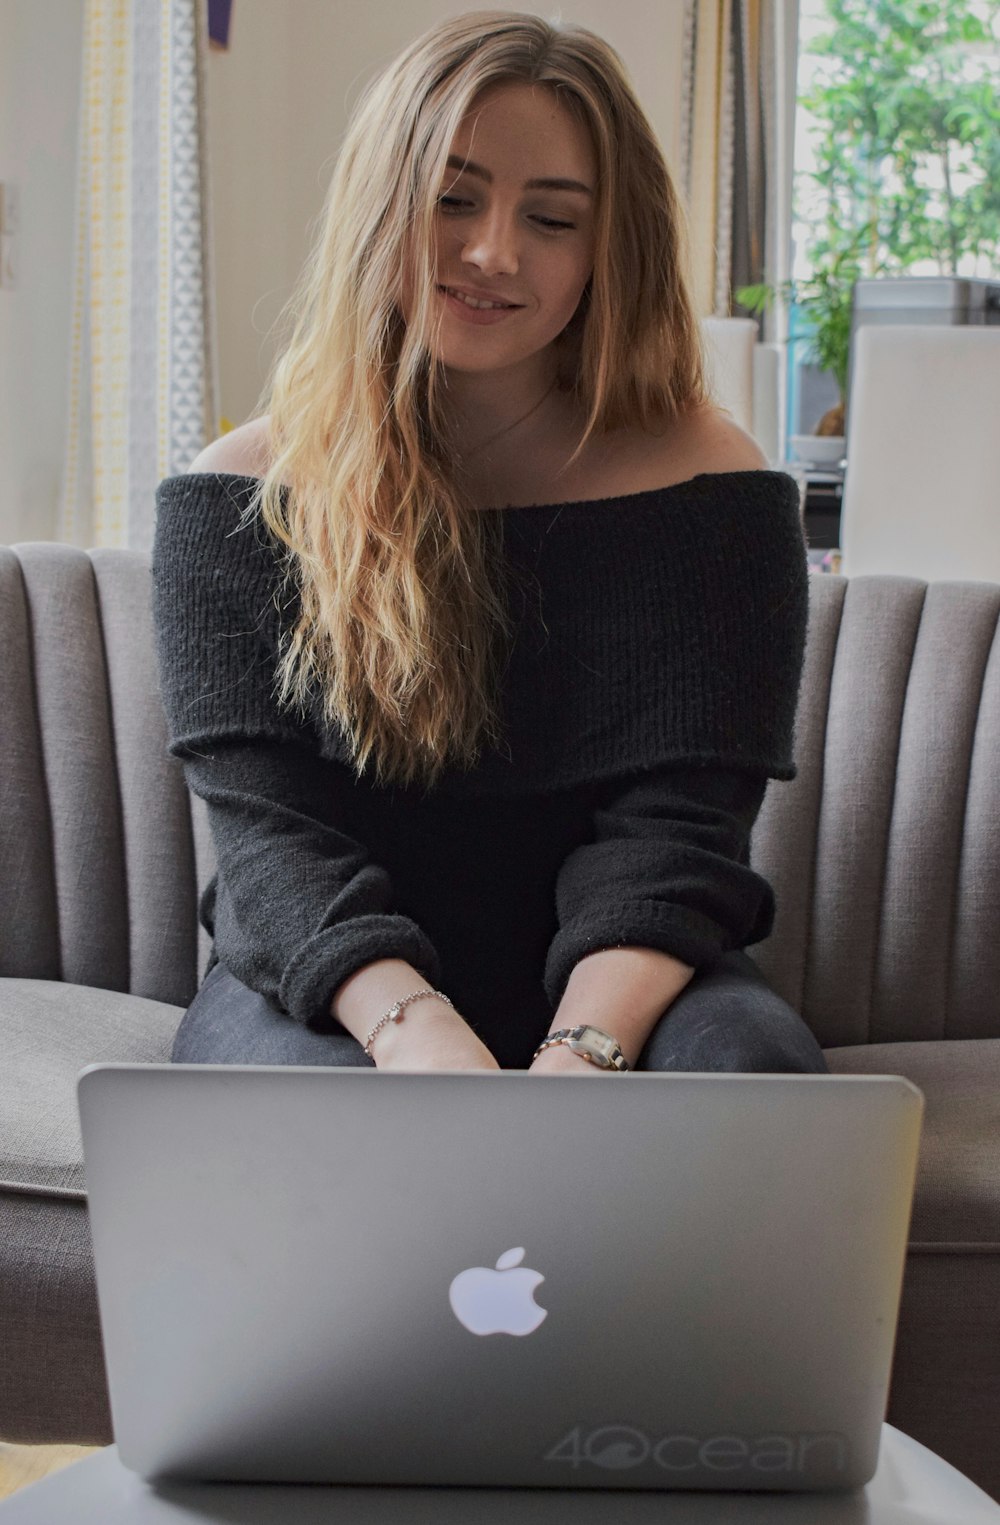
[77,1066,922,1493]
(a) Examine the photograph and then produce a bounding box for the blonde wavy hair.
[247,10,709,794]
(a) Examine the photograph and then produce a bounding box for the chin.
[433,332,565,378]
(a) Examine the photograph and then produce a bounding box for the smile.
[438,285,521,311]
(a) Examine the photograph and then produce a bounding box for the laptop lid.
[77,1066,922,1493]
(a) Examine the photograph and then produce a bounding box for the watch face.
[569,1029,614,1066]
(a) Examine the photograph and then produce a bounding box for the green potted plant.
[734,226,874,443]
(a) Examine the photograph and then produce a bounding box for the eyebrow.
[445,154,593,197]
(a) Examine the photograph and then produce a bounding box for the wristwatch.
[532,1024,631,1071]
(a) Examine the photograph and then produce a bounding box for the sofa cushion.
[824,1039,1000,1249]
[1,979,184,1198]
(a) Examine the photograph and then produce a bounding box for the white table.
[2,1426,998,1523]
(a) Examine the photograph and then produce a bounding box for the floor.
[0,1444,99,1502]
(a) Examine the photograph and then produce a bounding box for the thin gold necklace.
[463,376,559,459]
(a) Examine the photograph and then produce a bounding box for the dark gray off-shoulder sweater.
[152,470,808,1068]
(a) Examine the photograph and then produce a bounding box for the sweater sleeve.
[542,764,773,1009]
[151,474,443,1024]
[181,738,443,1024]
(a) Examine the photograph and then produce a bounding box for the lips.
[438,284,522,311]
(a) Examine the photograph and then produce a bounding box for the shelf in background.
[796,466,844,553]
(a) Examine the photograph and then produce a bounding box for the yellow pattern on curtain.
[679,0,790,327]
[60,0,219,550]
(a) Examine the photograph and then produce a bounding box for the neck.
[439,357,561,458]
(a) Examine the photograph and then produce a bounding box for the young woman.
[152,11,827,1078]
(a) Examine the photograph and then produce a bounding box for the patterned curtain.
[59,0,219,551]
[678,0,795,335]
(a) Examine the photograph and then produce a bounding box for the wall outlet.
[0,182,19,235]
[0,233,17,290]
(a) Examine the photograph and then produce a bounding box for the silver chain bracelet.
[364,988,453,1058]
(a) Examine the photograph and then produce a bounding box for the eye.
[438,194,473,213]
[530,214,577,231]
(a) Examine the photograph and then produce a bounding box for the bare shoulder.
[673,404,770,475]
[639,403,769,485]
[579,404,770,501]
[185,415,273,478]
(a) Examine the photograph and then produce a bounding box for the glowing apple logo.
[448,1247,548,1336]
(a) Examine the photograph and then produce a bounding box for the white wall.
[206,0,688,429]
[0,0,84,543]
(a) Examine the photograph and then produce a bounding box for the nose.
[459,208,519,278]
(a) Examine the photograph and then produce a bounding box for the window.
[787,0,1000,439]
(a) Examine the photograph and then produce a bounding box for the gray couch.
[1,544,998,1499]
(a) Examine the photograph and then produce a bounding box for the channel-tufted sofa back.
[2,544,998,1047]
[0,544,215,1004]
[751,576,1000,1046]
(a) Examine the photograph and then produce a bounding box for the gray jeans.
[171,951,828,1074]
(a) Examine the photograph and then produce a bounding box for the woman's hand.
[527,1043,612,1075]
[372,1005,501,1071]
[332,961,500,1071]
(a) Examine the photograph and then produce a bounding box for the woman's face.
[414,81,598,382]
